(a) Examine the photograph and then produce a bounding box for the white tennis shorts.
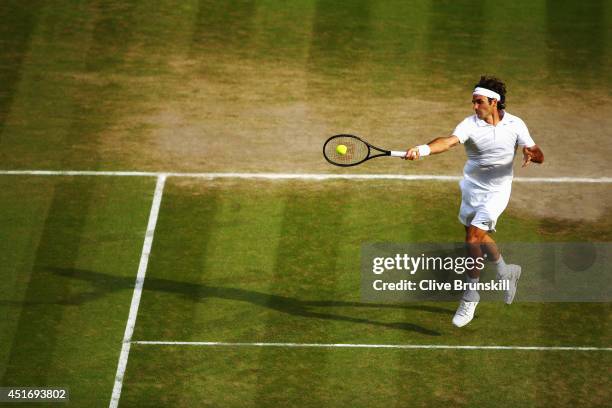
[458,180,511,232]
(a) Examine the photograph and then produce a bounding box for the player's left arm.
[517,118,544,167]
[522,144,544,167]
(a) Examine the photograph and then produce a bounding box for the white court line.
[109,175,166,408]
[1,169,612,183]
[131,340,612,352]
[0,170,158,177]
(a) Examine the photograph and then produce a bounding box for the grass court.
[1,1,611,407]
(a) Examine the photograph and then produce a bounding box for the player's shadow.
[7,267,452,336]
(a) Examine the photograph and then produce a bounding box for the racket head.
[323,134,371,167]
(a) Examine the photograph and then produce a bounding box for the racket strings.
[324,136,369,166]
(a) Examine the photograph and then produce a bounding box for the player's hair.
[475,76,506,110]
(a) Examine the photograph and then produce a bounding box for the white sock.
[462,275,480,302]
[494,255,506,272]
[494,256,509,278]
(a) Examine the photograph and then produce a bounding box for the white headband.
[473,87,501,101]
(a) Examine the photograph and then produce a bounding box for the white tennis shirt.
[452,112,535,191]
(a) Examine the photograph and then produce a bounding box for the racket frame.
[323,134,405,167]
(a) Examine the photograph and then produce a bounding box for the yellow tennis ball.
[336,144,348,155]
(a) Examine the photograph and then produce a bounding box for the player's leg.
[465,225,492,279]
[472,192,522,304]
[453,225,488,327]
[453,185,482,327]
[467,226,507,272]
[465,224,521,306]
[454,205,516,326]
[476,229,501,262]
[454,183,517,326]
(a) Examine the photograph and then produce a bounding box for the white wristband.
[417,144,431,157]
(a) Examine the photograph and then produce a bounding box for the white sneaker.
[452,300,478,327]
[498,264,522,304]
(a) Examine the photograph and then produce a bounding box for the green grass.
[0,0,611,407]
[0,176,155,406]
[1,1,611,171]
[0,177,610,407]
[121,179,608,407]
[120,346,612,408]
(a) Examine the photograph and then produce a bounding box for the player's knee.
[466,235,480,245]
[465,228,486,244]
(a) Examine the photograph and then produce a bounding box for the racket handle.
[390,151,407,158]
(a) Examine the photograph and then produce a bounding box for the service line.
[1,170,611,183]
[132,340,612,352]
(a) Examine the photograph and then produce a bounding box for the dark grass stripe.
[423,0,485,88]
[0,0,141,390]
[545,0,608,85]
[0,1,113,370]
[64,0,138,166]
[0,1,41,138]
[0,177,156,405]
[0,179,54,382]
[308,0,372,74]
[191,0,256,56]
[1,0,140,169]
[84,1,139,72]
[0,178,101,386]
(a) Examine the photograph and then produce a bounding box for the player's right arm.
[403,135,460,160]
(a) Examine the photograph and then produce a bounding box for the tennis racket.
[323,134,406,167]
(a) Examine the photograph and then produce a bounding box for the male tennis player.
[404,76,544,327]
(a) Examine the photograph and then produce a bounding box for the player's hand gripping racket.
[323,134,406,167]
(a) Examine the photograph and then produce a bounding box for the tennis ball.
[336,144,348,155]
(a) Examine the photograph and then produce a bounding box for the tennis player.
[404,76,544,327]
